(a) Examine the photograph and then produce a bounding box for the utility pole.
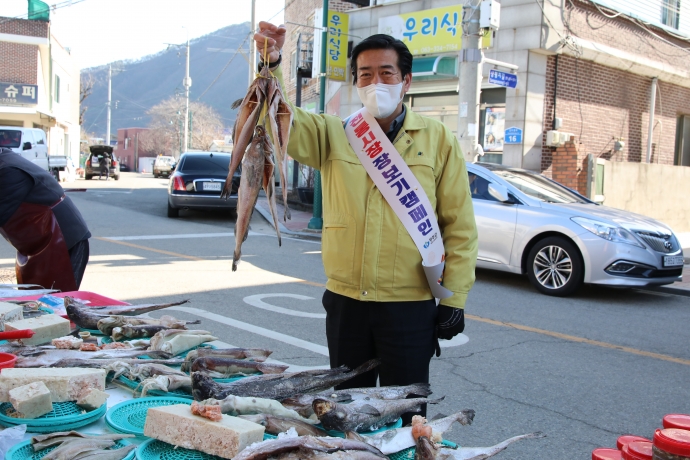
[183,34,192,154]
[249,0,256,85]
[457,5,482,162]
[105,64,111,146]
[308,0,328,230]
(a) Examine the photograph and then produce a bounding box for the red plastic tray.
[0,291,130,306]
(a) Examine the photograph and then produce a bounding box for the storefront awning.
[412,55,458,78]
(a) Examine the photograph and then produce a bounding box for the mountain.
[82,22,251,138]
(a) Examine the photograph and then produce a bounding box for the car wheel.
[85,175,92,180]
[526,236,583,297]
[114,174,120,181]
[167,202,179,218]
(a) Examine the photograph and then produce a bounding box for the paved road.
[1,172,689,459]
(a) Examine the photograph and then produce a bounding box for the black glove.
[437,305,465,341]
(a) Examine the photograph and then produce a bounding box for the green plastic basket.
[5,437,135,460]
[136,439,224,460]
[105,396,192,435]
[0,401,106,432]
[116,374,194,399]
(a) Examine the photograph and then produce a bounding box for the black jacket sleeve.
[0,167,34,227]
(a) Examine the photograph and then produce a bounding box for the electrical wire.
[196,33,251,101]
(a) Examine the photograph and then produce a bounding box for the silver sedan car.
[468,162,684,296]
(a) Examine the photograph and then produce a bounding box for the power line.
[196,33,251,101]
[0,0,88,25]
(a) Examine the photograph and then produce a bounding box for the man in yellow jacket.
[255,22,477,421]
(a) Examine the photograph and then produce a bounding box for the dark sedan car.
[167,151,240,218]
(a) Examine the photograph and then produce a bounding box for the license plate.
[663,255,684,267]
[202,182,221,191]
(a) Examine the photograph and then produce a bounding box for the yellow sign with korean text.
[378,5,462,56]
[327,11,349,81]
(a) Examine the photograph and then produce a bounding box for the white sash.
[344,108,453,300]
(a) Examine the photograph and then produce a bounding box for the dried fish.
[415,432,545,460]
[136,374,192,397]
[16,348,171,368]
[72,445,136,460]
[149,329,218,356]
[232,433,387,460]
[191,356,288,377]
[191,359,380,401]
[283,383,432,416]
[240,414,328,437]
[345,410,476,455]
[201,394,317,423]
[111,325,169,341]
[49,358,183,370]
[40,439,115,460]
[97,314,198,336]
[312,396,444,433]
[32,432,134,452]
[73,297,190,316]
[180,347,271,372]
[226,124,281,271]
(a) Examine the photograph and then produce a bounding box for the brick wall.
[540,1,690,182]
[0,18,47,85]
[283,0,358,107]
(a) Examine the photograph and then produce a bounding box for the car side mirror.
[22,142,31,151]
[488,183,512,203]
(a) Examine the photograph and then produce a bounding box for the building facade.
[0,16,80,164]
[115,127,154,171]
[280,0,690,197]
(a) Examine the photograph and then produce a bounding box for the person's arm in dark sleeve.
[0,167,34,227]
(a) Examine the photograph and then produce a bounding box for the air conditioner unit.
[545,131,573,147]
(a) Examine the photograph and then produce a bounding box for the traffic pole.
[457,5,482,163]
[308,0,328,230]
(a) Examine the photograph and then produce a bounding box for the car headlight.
[571,217,645,248]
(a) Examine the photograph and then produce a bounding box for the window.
[662,0,681,29]
[54,75,60,103]
[468,173,499,202]
[35,130,46,144]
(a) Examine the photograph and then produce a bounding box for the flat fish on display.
[97,314,199,336]
[190,356,288,377]
[191,359,381,401]
[71,445,136,460]
[312,396,445,433]
[15,348,170,368]
[283,383,432,416]
[40,439,116,460]
[345,410,476,455]
[239,414,328,437]
[31,432,134,451]
[414,432,546,460]
[232,434,387,460]
[180,347,272,372]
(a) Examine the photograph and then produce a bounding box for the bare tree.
[144,96,224,157]
[79,73,96,126]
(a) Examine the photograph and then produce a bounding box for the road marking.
[466,314,690,367]
[244,294,326,318]
[165,306,330,356]
[440,334,469,348]
[106,232,238,241]
[94,237,205,261]
[88,254,145,261]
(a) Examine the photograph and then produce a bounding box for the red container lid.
[593,448,623,460]
[664,414,690,431]
[622,441,653,460]
[617,435,652,451]
[654,428,690,456]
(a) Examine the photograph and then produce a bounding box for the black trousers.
[323,290,437,425]
[68,239,89,289]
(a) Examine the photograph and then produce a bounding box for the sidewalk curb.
[253,204,322,241]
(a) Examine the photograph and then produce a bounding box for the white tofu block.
[4,314,70,346]
[76,388,109,411]
[9,381,52,419]
[0,368,106,402]
[0,302,23,331]
[144,404,264,459]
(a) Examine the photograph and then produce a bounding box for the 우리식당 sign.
[378,4,463,55]
[1,82,38,105]
[327,11,349,81]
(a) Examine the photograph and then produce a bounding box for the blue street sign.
[504,127,523,144]
[488,69,518,88]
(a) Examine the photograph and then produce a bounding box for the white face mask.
[356,82,404,119]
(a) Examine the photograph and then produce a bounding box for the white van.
[0,126,67,177]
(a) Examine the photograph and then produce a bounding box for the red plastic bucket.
[0,353,18,369]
